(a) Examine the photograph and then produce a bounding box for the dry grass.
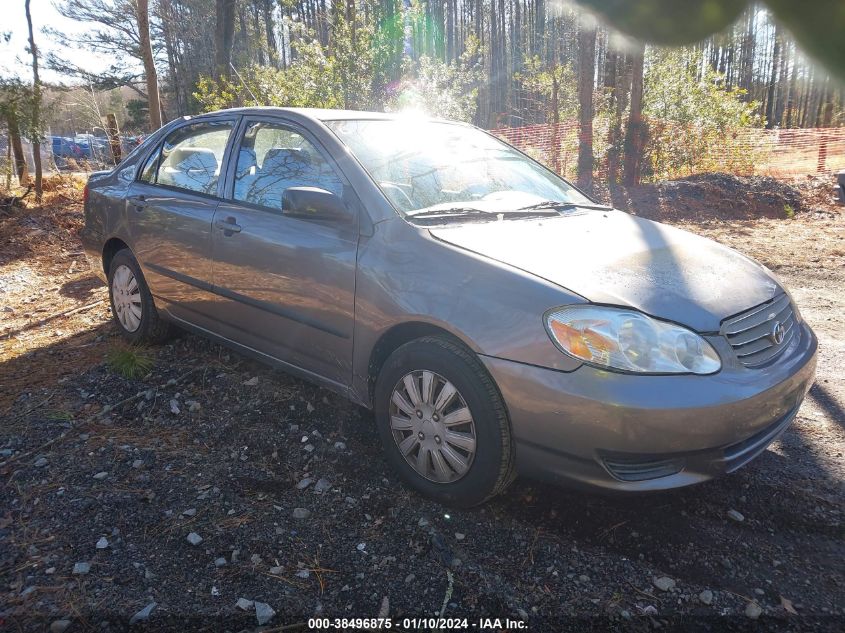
[0,181,111,411]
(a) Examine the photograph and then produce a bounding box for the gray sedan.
[81,108,817,506]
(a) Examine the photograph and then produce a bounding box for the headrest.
[168,147,218,172]
[262,147,311,171]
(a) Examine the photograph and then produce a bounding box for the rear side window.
[232,121,343,211]
[146,121,234,195]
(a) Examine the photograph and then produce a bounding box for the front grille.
[721,293,797,367]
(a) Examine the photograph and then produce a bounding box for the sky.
[1,0,111,84]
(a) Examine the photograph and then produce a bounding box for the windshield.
[325,118,593,215]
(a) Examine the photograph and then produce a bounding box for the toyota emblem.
[769,320,785,345]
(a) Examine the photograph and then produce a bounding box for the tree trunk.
[607,52,629,184]
[799,66,813,127]
[105,113,122,165]
[263,0,278,66]
[25,0,42,202]
[534,0,545,58]
[739,7,755,98]
[7,112,29,185]
[5,140,11,190]
[159,0,184,116]
[784,44,798,127]
[489,0,499,123]
[550,70,560,174]
[624,44,645,186]
[136,0,162,129]
[446,0,455,61]
[577,25,596,190]
[214,0,237,81]
[764,25,781,129]
[819,76,833,127]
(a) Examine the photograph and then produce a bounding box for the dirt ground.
[1,174,843,632]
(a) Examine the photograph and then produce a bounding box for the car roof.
[188,106,459,124]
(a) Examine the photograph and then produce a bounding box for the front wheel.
[374,336,515,507]
[107,249,172,344]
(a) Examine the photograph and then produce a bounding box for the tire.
[374,335,515,507]
[107,249,172,344]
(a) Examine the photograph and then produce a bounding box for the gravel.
[292,507,311,520]
[72,562,90,575]
[186,532,203,546]
[313,478,332,494]
[49,620,71,633]
[727,509,745,522]
[653,576,676,592]
[129,602,157,625]
[255,601,276,625]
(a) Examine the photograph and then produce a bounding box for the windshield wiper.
[407,206,561,222]
[407,207,493,218]
[516,200,613,212]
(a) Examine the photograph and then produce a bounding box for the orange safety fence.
[491,121,845,182]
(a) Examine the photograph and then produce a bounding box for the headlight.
[545,306,721,374]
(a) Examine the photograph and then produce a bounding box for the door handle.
[215,217,242,234]
[127,195,146,210]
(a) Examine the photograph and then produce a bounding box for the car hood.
[428,210,781,332]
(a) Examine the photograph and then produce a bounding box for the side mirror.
[282,186,350,221]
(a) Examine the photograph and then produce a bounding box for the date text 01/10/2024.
[307,617,528,630]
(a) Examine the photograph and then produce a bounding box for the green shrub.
[108,345,153,379]
[643,50,764,181]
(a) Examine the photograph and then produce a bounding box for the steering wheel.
[457,183,490,199]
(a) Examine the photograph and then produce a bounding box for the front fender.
[351,218,585,405]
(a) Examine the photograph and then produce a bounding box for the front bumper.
[481,321,818,492]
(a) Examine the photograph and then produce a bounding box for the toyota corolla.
[80,108,817,506]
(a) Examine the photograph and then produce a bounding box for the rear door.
[127,118,237,327]
[210,116,359,389]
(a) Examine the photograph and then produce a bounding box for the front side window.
[233,121,343,210]
[152,121,234,195]
[325,118,592,215]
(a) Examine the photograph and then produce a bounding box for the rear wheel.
[374,336,515,507]
[107,249,172,344]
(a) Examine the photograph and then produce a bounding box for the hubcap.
[389,370,477,483]
[111,264,142,332]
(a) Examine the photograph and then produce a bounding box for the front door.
[129,118,236,327]
[211,118,359,390]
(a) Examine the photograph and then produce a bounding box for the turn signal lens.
[545,306,721,375]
